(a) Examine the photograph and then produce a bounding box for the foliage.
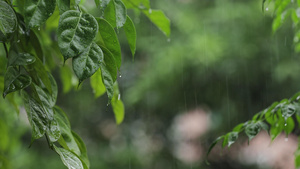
[208,0,300,167]
[0,0,170,168]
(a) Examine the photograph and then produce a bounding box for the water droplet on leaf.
[149,9,152,14]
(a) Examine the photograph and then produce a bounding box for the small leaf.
[54,145,85,169]
[111,83,124,124]
[227,132,238,147]
[100,63,114,101]
[206,136,224,157]
[96,18,122,69]
[99,45,117,82]
[232,123,244,132]
[3,67,31,98]
[24,0,56,28]
[123,15,136,58]
[245,122,261,141]
[142,9,170,37]
[90,69,106,98]
[58,10,98,61]
[72,42,103,82]
[0,1,17,35]
[282,103,298,120]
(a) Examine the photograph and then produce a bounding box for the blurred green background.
[1,0,299,168]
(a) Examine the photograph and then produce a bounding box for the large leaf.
[96,18,121,69]
[0,1,17,35]
[54,145,86,169]
[111,83,124,124]
[90,69,106,98]
[143,9,170,37]
[58,10,98,61]
[24,0,56,28]
[123,15,136,58]
[3,67,31,98]
[72,42,103,82]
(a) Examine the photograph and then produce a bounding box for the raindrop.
[285,137,289,142]
[167,38,171,42]
[106,103,109,106]
[38,27,41,31]
[266,7,269,11]
[118,94,121,100]
[284,123,287,126]
[149,8,152,14]
[17,40,20,43]
[119,74,122,78]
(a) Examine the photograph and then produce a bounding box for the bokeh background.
[1,0,300,168]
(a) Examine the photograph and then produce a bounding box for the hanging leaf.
[123,15,136,58]
[99,45,117,82]
[104,0,116,28]
[3,67,31,98]
[24,0,56,28]
[54,145,86,169]
[58,10,98,61]
[54,106,81,155]
[0,1,17,35]
[245,122,261,141]
[111,83,124,124]
[206,136,224,157]
[100,63,114,101]
[72,131,90,167]
[142,9,171,37]
[96,18,121,69]
[7,52,36,67]
[104,0,127,28]
[72,42,104,82]
[227,132,238,147]
[90,69,106,98]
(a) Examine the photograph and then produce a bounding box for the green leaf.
[295,149,300,168]
[58,10,98,61]
[0,1,17,35]
[104,0,127,28]
[57,0,71,14]
[227,132,238,147]
[90,68,106,98]
[122,0,150,9]
[72,131,89,167]
[282,103,298,120]
[7,52,36,67]
[22,91,47,141]
[142,9,170,37]
[232,123,244,132]
[3,67,31,98]
[114,0,127,28]
[111,83,124,124]
[60,66,74,93]
[29,30,45,62]
[123,15,136,58]
[284,117,295,135]
[54,145,86,169]
[272,9,293,33]
[72,42,103,82]
[96,18,122,69]
[100,45,117,82]
[245,122,261,141]
[54,106,81,155]
[206,136,224,157]
[24,0,56,28]
[100,63,114,101]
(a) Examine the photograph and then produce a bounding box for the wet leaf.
[96,18,121,69]
[24,0,56,28]
[0,1,17,35]
[3,67,31,98]
[111,83,124,124]
[99,45,117,82]
[123,15,136,58]
[90,69,106,98]
[245,122,261,141]
[100,63,114,101]
[206,136,224,157]
[72,131,89,167]
[7,52,36,67]
[142,9,170,37]
[57,0,71,14]
[227,132,238,147]
[58,10,98,61]
[72,42,103,82]
[54,145,86,169]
